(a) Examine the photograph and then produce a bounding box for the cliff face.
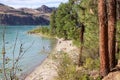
[0,3,54,25]
[0,14,49,25]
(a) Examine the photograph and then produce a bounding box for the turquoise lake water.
[0,25,56,78]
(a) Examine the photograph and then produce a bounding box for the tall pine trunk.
[98,0,110,77]
[108,0,117,70]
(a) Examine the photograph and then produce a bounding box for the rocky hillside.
[36,5,56,13]
[0,3,55,25]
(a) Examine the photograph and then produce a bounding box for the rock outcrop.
[36,5,56,13]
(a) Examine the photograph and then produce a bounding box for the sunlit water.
[0,25,56,78]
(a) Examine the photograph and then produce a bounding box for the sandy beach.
[24,38,78,80]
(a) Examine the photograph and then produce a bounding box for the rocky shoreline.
[24,38,79,80]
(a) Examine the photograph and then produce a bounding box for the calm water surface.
[0,25,56,78]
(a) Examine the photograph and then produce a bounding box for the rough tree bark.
[78,24,85,66]
[108,0,117,70]
[98,0,110,77]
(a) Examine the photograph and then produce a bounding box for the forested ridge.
[28,0,120,79]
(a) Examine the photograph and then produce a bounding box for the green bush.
[28,26,50,34]
[56,53,76,80]
[84,58,100,70]
[55,53,99,80]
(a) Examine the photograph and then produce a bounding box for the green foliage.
[84,58,100,70]
[55,53,100,80]
[50,1,80,40]
[78,0,99,54]
[56,53,77,80]
[50,0,99,56]
[115,20,120,60]
[117,21,120,46]
[50,10,57,35]
[28,26,50,34]
[55,53,84,80]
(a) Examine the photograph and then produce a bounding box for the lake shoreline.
[19,33,57,80]
[24,33,79,80]
[24,37,58,80]
[0,25,56,80]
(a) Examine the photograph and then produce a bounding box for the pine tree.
[55,2,79,40]
[108,0,117,70]
[98,0,110,77]
[50,10,56,35]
